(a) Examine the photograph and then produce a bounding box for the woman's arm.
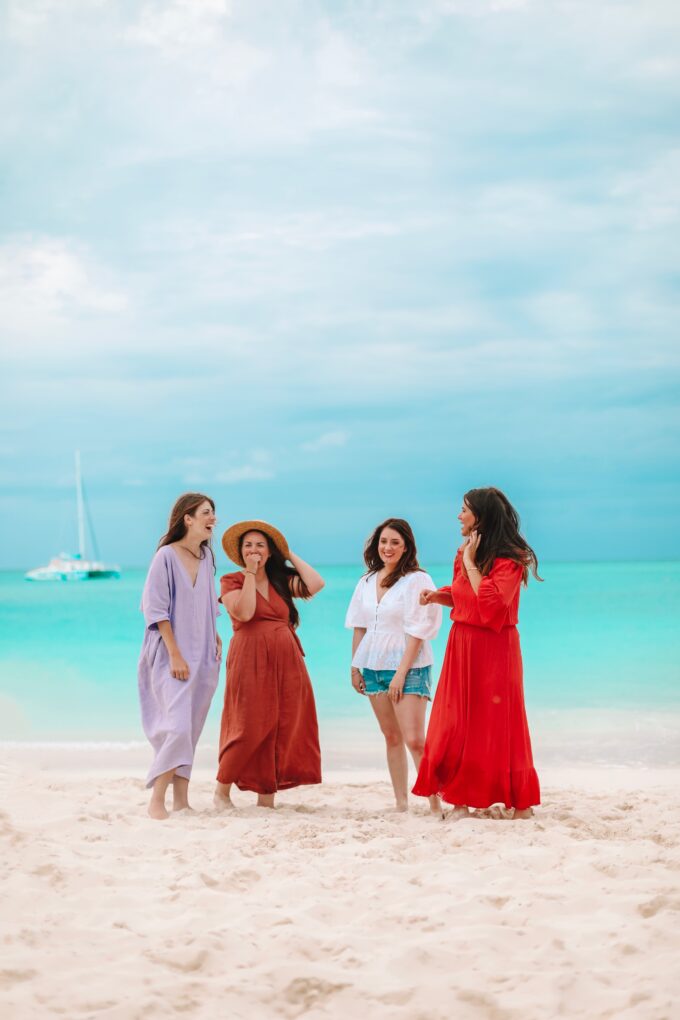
[351,627,367,694]
[288,551,325,597]
[157,620,190,680]
[463,531,483,595]
[388,635,423,703]
[224,569,258,621]
[420,587,453,607]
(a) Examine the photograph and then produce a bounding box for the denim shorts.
[362,666,432,699]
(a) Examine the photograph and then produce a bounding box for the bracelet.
[467,566,481,574]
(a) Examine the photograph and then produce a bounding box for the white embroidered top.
[344,570,442,670]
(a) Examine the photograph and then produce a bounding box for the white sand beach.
[1,755,679,1020]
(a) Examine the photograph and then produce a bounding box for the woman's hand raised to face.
[419,589,437,606]
[463,530,481,569]
[243,552,261,575]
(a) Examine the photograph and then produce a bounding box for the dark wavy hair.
[158,492,216,571]
[463,487,541,584]
[363,518,423,590]
[239,530,310,629]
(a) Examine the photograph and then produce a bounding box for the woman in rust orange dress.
[413,487,541,819]
[213,520,324,809]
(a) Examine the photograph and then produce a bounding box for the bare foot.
[429,795,442,816]
[148,799,169,820]
[473,805,515,820]
[393,799,409,813]
[213,791,235,812]
[513,807,534,820]
[257,793,275,809]
[445,805,470,822]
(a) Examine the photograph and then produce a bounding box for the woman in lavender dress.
[138,493,222,819]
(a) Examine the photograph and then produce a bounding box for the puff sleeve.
[404,573,442,641]
[141,548,173,630]
[345,576,371,629]
[477,559,523,632]
[220,571,245,604]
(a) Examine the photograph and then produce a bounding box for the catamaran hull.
[25,571,121,581]
[25,563,121,582]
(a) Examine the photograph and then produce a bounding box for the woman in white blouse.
[345,518,442,812]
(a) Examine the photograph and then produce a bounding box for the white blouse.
[344,570,442,671]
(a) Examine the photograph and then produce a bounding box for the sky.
[1,0,679,569]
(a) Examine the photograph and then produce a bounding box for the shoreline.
[3,704,680,772]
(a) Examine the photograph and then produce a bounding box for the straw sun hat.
[221,520,291,567]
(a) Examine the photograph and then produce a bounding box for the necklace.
[177,544,203,561]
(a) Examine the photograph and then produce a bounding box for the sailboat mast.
[75,450,86,559]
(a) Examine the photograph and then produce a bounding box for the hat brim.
[221,520,291,567]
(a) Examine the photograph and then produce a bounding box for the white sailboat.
[25,452,121,582]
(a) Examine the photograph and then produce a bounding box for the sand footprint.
[637,893,680,917]
[283,976,349,1014]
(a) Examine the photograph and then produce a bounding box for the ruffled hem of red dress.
[413,766,540,811]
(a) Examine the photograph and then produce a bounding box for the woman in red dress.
[213,520,324,810]
[413,488,541,819]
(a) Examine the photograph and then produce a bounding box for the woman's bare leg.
[257,793,275,809]
[369,694,408,810]
[172,775,190,811]
[148,769,174,820]
[394,695,441,814]
[213,781,235,810]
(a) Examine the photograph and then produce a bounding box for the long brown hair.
[238,530,310,629]
[158,492,216,571]
[363,518,423,589]
[463,487,541,584]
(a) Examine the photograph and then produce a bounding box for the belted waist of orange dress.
[233,619,305,656]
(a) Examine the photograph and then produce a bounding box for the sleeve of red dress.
[477,559,522,632]
[219,572,244,603]
[435,585,454,608]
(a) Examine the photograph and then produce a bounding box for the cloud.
[126,0,268,90]
[216,449,274,483]
[216,463,274,483]
[0,237,128,352]
[301,430,349,453]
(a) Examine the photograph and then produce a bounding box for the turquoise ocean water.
[1,563,679,766]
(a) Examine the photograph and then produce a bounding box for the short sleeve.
[404,573,442,640]
[477,559,522,631]
[141,549,172,630]
[220,571,244,603]
[345,576,371,629]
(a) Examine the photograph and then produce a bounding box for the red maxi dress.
[413,551,540,810]
[216,572,322,795]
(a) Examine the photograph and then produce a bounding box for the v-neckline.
[375,572,404,605]
[243,571,271,604]
[170,545,202,589]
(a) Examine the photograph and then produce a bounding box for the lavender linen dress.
[138,545,221,788]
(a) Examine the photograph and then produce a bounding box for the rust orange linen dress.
[216,571,322,794]
[413,551,540,811]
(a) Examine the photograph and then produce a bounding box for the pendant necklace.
[177,544,203,560]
